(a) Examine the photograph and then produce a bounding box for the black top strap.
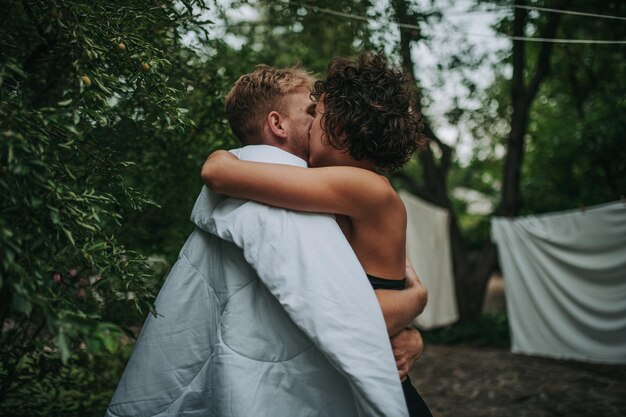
[366,274,406,291]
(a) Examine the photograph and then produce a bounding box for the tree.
[214,0,379,74]
[520,2,626,212]
[0,0,225,409]
[390,0,500,320]
[432,0,625,319]
[459,0,626,215]
[500,0,570,216]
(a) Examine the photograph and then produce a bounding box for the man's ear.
[267,111,288,141]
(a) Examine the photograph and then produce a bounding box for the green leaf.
[11,293,33,316]
[6,62,25,78]
[87,337,103,354]
[63,228,76,246]
[55,332,71,364]
[102,332,117,353]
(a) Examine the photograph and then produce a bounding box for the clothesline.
[295,2,626,45]
[510,4,626,21]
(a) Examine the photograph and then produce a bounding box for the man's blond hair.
[225,65,315,144]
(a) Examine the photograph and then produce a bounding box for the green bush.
[0,0,229,404]
[0,343,134,417]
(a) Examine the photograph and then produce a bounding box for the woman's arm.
[201,150,395,218]
[376,258,428,336]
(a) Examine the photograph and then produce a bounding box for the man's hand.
[390,327,423,380]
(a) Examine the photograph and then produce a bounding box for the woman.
[202,52,432,417]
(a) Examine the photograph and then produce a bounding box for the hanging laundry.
[491,201,626,363]
[399,191,459,329]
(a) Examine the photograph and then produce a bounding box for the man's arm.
[376,258,428,336]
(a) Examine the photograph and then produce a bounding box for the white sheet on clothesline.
[491,201,626,363]
[399,191,459,330]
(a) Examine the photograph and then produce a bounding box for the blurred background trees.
[1,0,624,414]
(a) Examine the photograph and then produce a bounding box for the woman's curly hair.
[312,52,427,171]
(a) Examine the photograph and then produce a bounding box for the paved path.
[409,344,626,417]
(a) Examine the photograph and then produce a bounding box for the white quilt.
[105,145,407,417]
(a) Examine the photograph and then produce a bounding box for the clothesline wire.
[510,4,626,21]
[444,6,626,20]
[456,2,626,21]
[294,2,626,45]
[284,0,626,21]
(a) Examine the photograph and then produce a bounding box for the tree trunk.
[391,0,566,320]
[500,0,567,216]
[391,0,496,321]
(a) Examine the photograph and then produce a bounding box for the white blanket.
[106,145,407,417]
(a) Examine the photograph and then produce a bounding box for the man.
[106,65,426,417]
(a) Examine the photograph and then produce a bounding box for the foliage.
[112,41,240,263]
[521,2,626,213]
[215,0,381,74]
[0,0,227,402]
[456,0,626,219]
[0,343,133,417]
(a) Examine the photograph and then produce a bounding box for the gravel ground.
[409,344,626,417]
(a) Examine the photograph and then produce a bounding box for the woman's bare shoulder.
[315,166,400,217]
